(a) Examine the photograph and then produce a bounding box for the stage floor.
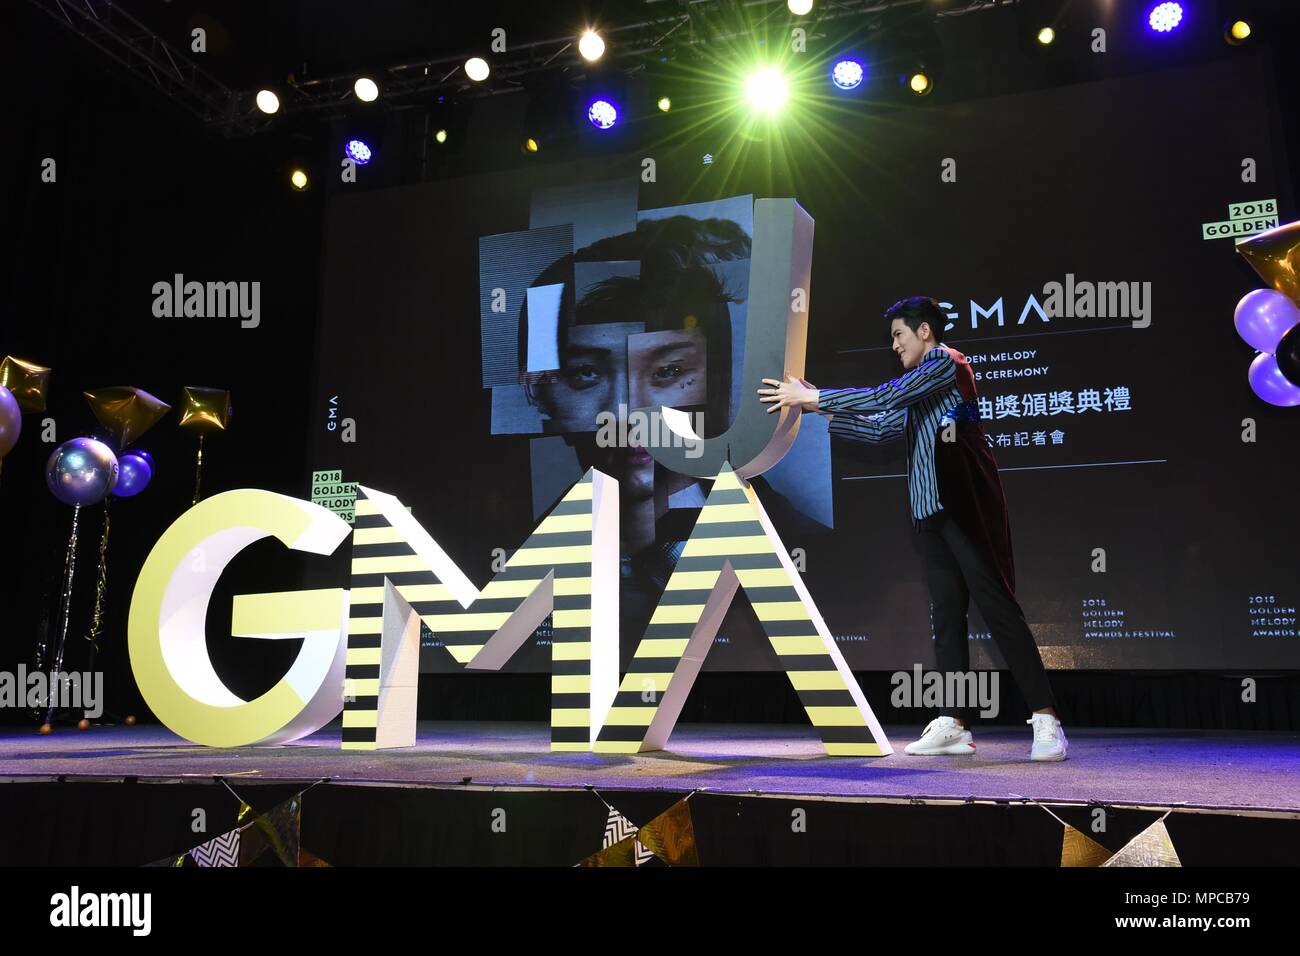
[3,722,1298,812]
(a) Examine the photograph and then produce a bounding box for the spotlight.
[289,169,309,191]
[909,71,933,96]
[744,66,788,116]
[429,95,470,154]
[657,95,672,112]
[587,99,618,130]
[578,29,605,62]
[255,89,280,114]
[521,136,540,155]
[354,77,379,102]
[831,58,864,91]
[1148,3,1184,33]
[1037,27,1056,45]
[1225,20,1251,45]
[788,0,813,14]
[344,139,373,165]
[465,57,490,82]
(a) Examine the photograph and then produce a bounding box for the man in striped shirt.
[758,296,1067,761]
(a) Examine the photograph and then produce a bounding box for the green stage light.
[745,66,788,116]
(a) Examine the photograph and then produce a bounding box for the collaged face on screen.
[478,180,832,554]
[479,184,755,534]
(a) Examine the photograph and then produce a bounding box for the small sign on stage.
[1201,198,1278,241]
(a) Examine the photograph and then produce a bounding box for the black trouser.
[914,510,1057,726]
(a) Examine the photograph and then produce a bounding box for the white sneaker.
[904,716,976,755]
[1028,713,1068,761]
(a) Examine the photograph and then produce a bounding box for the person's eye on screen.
[563,363,603,389]
[652,363,686,383]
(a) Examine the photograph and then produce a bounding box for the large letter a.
[594,464,892,756]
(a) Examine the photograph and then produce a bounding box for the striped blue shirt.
[817,346,979,528]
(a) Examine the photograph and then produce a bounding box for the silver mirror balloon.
[39,438,119,730]
[46,437,119,507]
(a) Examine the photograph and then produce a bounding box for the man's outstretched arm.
[816,348,956,415]
[757,350,954,420]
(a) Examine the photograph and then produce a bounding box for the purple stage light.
[1148,2,1184,33]
[587,99,618,130]
[831,59,864,91]
[344,139,373,164]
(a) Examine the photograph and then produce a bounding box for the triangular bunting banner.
[636,798,699,867]
[298,847,332,867]
[237,795,302,867]
[190,828,241,868]
[603,808,638,849]
[632,837,656,867]
[1060,825,1114,867]
[1101,819,1182,867]
[577,835,637,867]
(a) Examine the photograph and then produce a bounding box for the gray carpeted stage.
[3,721,1298,812]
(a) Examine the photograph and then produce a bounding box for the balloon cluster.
[44,387,169,505]
[8,370,232,733]
[1234,220,1300,407]
[43,442,155,503]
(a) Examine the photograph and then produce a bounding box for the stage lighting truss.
[31,0,1019,139]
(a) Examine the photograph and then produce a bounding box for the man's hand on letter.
[757,374,820,414]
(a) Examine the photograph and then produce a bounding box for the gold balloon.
[1237,219,1300,306]
[84,386,171,448]
[0,356,52,414]
[178,386,232,432]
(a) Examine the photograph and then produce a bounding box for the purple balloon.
[45,438,119,507]
[1248,352,1300,407]
[112,451,153,497]
[133,448,155,468]
[1234,289,1300,354]
[0,385,20,459]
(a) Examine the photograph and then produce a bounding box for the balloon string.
[45,504,80,726]
[192,432,205,505]
[31,569,53,722]
[86,496,111,651]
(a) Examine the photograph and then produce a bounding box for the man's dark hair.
[884,296,946,343]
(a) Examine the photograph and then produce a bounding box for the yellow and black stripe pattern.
[593,464,889,756]
[342,470,603,751]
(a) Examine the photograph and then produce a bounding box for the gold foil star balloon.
[0,355,52,414]
[1237,219,1300,306]
[178,386,232,432]
[178,386,231,504]
[84,386,171,448]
